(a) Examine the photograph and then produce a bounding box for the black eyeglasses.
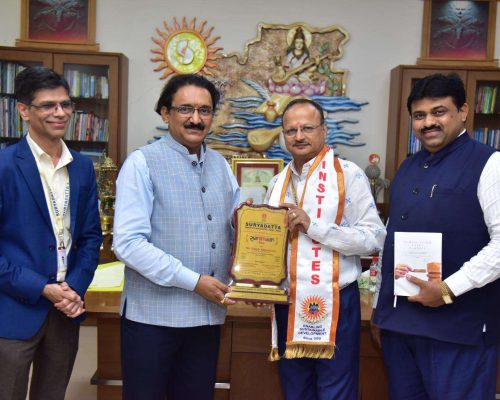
[28,101,76,113]
[171,105,214,117]
[283,123,323,137]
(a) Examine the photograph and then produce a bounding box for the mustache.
[421,125,441,133]
[184,122,205,130]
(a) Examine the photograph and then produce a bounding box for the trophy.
[97,153,117,261]
[226,204,289,304]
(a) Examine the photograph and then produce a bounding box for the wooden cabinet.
[85,292,388,400]
[0,46,128,166]
[385,64,500,185]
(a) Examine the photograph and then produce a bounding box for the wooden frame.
[16,0,99,51]
[231,158,284,204]
[417,0,498,67]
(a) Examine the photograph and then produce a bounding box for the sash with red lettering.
[268,146,345,359]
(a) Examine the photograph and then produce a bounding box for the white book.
[394,232,442,296]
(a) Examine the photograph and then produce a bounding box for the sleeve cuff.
[444,270,474,297]
[175,268,201,292]
[306,221,327,243]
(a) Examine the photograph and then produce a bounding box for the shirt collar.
[290,152,323,178]
[163,132,207,163]
[421,129,469,164]
[26,133,73,168]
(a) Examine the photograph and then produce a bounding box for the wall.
[1,0,499,179]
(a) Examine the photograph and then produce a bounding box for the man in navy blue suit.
[0,66,102,400]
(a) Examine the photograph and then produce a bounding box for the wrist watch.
[440,282,455,305]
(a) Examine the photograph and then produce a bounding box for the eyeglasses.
[171,105,214,117]
[283,123,323,137]
[28,101,76,113]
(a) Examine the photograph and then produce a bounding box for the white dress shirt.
[266,155,386,288]
[27,133,73,282]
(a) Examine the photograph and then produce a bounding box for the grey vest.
[122,134,234,327]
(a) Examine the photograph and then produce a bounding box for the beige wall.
[1,0,499,179]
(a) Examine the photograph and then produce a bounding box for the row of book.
[473,128,500,149]
[408,129,499,152]
[0,62,27,94]
[1,96,109,142]
[475,86,498,114]
[0,96,27,137]
[64,69,109,99]
[65,111,109,142]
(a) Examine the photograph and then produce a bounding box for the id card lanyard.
[41,171,70,282]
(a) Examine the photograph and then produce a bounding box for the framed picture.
[417,0,498,66]
[232,158,284,204]
[16,0,99,51]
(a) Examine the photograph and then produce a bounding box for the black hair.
[281,98,325,126]
[15,66,70,105]
[407,73,466,114]
[154,74,220,115]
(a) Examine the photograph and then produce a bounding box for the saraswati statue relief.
[151,19,368,161]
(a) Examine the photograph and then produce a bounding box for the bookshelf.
[385,65,500,187]
[0,46,128,166]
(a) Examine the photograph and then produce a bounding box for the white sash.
[268,147,345,359]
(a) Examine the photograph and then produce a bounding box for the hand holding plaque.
[226,204,289,304]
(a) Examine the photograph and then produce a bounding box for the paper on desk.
[88,262,125,289]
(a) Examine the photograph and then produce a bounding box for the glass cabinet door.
[0,49,52,147]
[53,53,120,164]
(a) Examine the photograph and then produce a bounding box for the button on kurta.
[401,214,408,220]
[211,243,216,249]
[423,163,429,169]
[207,214,212,221]
[191,161,197,167]
[412,188,419,194]
[201,187,206,193]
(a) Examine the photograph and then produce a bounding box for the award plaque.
[226,204,289,304]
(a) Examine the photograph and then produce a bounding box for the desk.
[85,290,388,400]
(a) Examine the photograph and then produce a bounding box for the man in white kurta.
[265,99,385,400]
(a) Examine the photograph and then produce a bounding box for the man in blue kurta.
[113,74,239,400]
[373,73,500,400]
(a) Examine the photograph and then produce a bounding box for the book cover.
[394,232,442,296]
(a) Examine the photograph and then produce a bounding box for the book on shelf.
[0,97,27,138]
[64,69,109,99]
[0,62,27,94]
[473,127,500,149]
[475,86,498,114]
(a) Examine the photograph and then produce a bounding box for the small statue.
[364,153,389,202]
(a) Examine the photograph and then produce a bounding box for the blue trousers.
[121,316,220,400]
[381,329,500,400]
[275,282,360,400]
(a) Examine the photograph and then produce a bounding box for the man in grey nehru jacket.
[114,74,239,400]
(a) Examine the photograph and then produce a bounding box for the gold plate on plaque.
[227,204,289,304]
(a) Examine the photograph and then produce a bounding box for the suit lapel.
[15,138,52,229]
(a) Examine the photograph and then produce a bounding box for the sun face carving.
[150,17,222,79]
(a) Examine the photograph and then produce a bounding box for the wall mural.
[151,19,367,162]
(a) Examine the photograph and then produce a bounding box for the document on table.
[88,261,125,292]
